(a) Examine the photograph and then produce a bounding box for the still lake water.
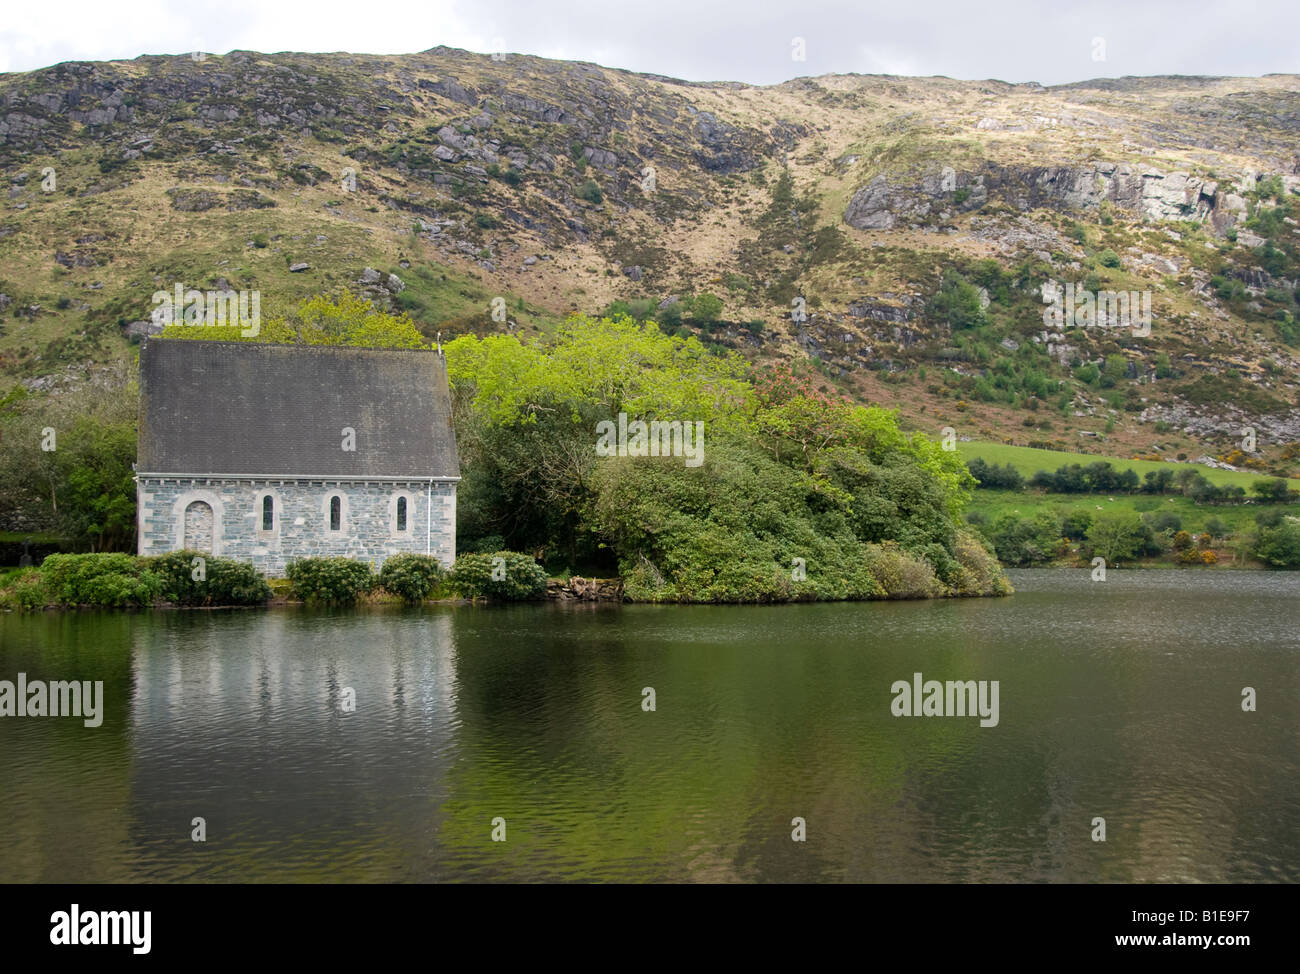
[1,569,1296,883]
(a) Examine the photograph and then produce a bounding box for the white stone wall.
[137,478,456,576]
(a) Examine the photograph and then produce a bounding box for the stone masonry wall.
[137,477,456,576]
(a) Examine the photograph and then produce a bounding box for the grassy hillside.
[1,49,1299,477]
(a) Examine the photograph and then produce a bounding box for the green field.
[956,440,1295,489]
[964,488,1295,544]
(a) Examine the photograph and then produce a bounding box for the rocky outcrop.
[847,296,916,322]
[690,109,762,173]
[1140,402,1300,443]
[545,577,625,601]
[844,161,1252,235]
[417,76,479,105]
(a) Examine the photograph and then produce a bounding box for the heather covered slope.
[1,49,1299,469]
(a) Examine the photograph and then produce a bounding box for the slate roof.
[138,340,459,479]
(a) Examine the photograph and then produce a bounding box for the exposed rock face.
[124,319,163,339]
[844,176,907,229]
[847,297,915,322]
[417,77,478,105]
[691,109,763,173]
[844,162,1245,235]
[1140,402,1300,443]
[583,146,618,171]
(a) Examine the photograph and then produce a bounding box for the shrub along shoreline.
[1,312,1017,600]
[0,551,551,611]
[1,545,1007,613]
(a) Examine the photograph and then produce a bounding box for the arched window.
[396,496,407,531]
[262,495,274,531]
[329,495,341,531]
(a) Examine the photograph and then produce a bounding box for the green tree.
[442,315,994,599]
[1087,512,1144,563]
[1250,477,1292,503]
[928,270,986,330]
[689,292,724,326]
[1253,520,1300,567]
[0,364,138,551]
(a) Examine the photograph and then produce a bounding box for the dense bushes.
[1030,462,1140,494]
[285,557,375,606]
[0,370,138,552]
[1250,477,1297,503]
[591,438,883,602]
[1252,519,1300,567]
[147,550,271,606]
[947,533,1013,596]
[980,508,1168,566]
[0,551,273,609]
[378,553,445,603]
[0,568,49,610]
[986,512,1063,566]
[37,553,163,607]
[966,457,1024,489]
[444,317,999,603]
[927,270,987,330]
[1022,460,1252,505]
[0,549,550,609]
[449,551,549,600]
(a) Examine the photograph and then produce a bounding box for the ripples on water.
[0,570,1296,882]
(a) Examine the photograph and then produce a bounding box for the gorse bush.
[147,550,272,606]
[378,553,445,603]
[285,557,375,605]
[450,551,549,600]
[38,553,163,607]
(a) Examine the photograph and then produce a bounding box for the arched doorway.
[183,501,215,553]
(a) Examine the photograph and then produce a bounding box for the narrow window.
[329,495,341,531]
[262,495,274,531]
[396,496,407,531]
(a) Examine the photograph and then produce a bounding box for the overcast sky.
[1,0,1296,84]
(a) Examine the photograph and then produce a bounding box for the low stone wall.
[545,577,624,601]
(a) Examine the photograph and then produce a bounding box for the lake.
[1,569,1296,882]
